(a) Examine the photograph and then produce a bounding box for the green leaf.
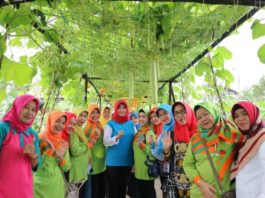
[214,46,232,60]
[0,7,14,26]
[9,37,23,47]
[258,44,265,64]
[215,68,234,87]
[1,56,37,86]
[251,19,265,40]
[195,61,208,76]
[20,56,28,64]
[211,55,224,68]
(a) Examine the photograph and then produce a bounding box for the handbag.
[66,180,86,198]
[145,155,159,177]
[201,138,236,198]
[161,131,179,198]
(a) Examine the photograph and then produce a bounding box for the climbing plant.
[0,1,263,109]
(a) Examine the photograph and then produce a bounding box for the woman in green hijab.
[183,102,241,198]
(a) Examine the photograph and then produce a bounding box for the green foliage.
[258,44,265,64]
[0,56,37,86]
[241,75,265,117]
[251,19,265,40]
[0,1,252,106]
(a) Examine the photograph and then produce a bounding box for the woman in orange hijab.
[34,111,71,198]
[84,104,106,198]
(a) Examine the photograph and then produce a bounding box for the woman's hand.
[197,179,217,198]
[162,132,172,154]
[115,130,123,141]
[23,137,37,160]
[54,148,66,161]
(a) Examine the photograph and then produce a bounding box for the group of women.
[0,94,264,198]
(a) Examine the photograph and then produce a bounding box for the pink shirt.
[0,130,34,198]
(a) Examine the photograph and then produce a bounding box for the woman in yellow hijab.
[99,106,111,128]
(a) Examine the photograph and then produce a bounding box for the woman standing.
[230,101,265,198]
[133,109,157,198]
[61,112,76,143]
[183,102,241,198]
[68,107,89,184]
[103,99,135,198]
[99,106,111,128]
[0,94,41,198]
[84,104,106,198]
[163,101,197,197]
[34,111,71,198]
[149,107,163,138]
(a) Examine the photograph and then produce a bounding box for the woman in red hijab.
[61,112,76,143]
[231,101,265,198]
[163,101,197,198]
[103,99,136,198]
[149,107,163,137]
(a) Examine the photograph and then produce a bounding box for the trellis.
[0,0,264,106]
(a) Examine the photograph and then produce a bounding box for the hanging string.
[207,53,226,118]
[38,71,56,133]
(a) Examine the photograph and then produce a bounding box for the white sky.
[222,9,265,91]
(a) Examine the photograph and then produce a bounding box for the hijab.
[2,94,39,132]
[73,106,88,144]
[230,101,265,179]
[149,107,163,137]
[61,112,76,142]
[172,101,197,143]
[84,104,102,147]
[152,104,174,160]
[99,106,111,128]
[39,111,66,150]
[112,100,129,124]
[157,104,174,133]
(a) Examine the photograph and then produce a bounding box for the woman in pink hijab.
[0,94,41,198]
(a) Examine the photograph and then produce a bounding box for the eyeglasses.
[158,112,169,118]
[174,109,186,117]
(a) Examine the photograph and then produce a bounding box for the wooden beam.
[108,0,265,7]
[88,76,178,83]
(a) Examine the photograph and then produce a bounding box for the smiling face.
[158,109,171,124]
[67,117,76,134]
[90,109,100,123]
[130,115,139,125]
[103,108,111,120]
[19,100,38,124]
[173,104,187,125]
[233,108,251,132]
[150,112,161,126]
[52,116,66,134]
[195,107,215,130]
[138,111,147,126]
[77,111,88,126]
[117,103,127,116]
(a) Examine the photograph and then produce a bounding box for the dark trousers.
[136,178,156,198]
[91,171,107,198]
[79,175,92,198]
[106,166,132,198]
[127,173,139,198]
